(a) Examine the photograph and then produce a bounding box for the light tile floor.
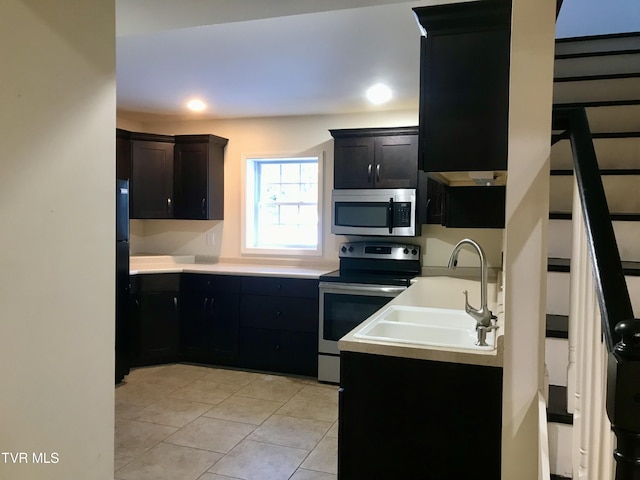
[115,363,338,480]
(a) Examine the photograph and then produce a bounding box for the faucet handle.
[475,323,499,347]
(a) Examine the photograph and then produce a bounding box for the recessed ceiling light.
[366,83,392,105]
[187,99,206,112]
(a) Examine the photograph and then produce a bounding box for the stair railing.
[552,106,640,480]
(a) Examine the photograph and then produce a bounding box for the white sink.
[353,305,496,350]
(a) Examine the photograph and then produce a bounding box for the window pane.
[260,163,281,183]
[247,156,319,251]
[281,163,300,183]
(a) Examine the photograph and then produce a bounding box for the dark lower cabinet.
[339,352,503,480]
[130,274,181,367]
[129,273,319,376]
[180,274,240,364]
[239,277,319,376]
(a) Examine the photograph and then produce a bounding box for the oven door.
[319,282,406,355]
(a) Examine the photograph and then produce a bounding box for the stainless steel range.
[318,241,421,383]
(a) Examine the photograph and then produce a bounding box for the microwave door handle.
[387,198,393,234]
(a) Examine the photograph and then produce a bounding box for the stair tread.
[546,314,569,339]
[548,257,640,276]
[548,385,573,425]
[551,168,640,176]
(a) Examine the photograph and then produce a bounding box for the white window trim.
[241,150,324,257]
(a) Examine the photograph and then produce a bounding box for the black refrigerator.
[115,179,130,384]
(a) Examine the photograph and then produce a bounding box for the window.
[243,153,323,256]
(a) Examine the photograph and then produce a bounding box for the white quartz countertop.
[130,255,335,279]
[338,276,505,367]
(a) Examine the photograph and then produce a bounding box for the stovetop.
[319,241,421,286]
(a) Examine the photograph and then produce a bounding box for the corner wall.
[502,0,556,478]
[0,2,115,478]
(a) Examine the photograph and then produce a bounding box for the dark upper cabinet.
[127,131,176,219]
[174,134,228,220]
[116,129,132,181]
[331,127,419,189]
[414,1,511,173]
[117,130,228,220]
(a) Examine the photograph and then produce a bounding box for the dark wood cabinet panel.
[131,140,175,219]
[180,274,240,363]
[174,135,227,220]
[339,351,503,479]
[239,276,319,376]
[116,129,131,181]
[131,274,181,366]
[333,136,376,188]
[240,295,318,333]
[415,1,511,173]
[240,328,317,376]
[120,130,228,220]
[331,127,419,189]
[373,134,419,188]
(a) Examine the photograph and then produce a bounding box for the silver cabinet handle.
[173,296,178,310]
[376,164,380,182]
[167,197,172,213]
[368,164,372,182]
[201,198,206,216]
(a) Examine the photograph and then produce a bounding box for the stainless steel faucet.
[447,238,497,346]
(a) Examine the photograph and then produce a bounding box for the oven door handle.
[387,197,394,234]
[319,283,407,294]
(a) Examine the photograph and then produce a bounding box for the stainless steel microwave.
[331,188,418,237]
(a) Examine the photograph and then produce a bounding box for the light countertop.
[338,276,505,367]
[130,255,336,279]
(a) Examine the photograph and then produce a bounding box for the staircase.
[545,32,640,479]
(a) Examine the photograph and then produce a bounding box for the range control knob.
[341,246,347,253]
[403,248,409,255]
[348,246,354,253]
[412,249,418,256]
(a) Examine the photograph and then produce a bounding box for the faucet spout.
[447,238,494,328]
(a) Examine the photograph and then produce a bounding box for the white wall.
[0,2,115,479]
[501,0,556,478]
[122,110,504,269]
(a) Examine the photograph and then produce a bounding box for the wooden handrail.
[552,106,640,480]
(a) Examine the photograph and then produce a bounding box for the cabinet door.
[373,135,418,188]
[418,21,509,172]
[131,141,174,218]
[181,291,240,363]
[116,133,131,181]
[174,142,208,220]
[333,136,375,188]
[137,291,180,365]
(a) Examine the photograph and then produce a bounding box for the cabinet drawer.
[181,273,240,294]
[240,295,318,333]
[241,277,318,298]
[240,328,317,376]
[139,273,180,292]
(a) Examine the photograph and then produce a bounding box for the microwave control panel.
[393,202,412,227]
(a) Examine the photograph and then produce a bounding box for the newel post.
[609,319,640,480]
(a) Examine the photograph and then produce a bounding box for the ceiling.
[116,0,640,121]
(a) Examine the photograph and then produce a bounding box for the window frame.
[241,151,324,257]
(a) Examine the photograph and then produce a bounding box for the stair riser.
[552,136,640,170]
[555,53,640,78]
[555,35,640,57]
[550,175,640,214]
[583,104,640,133]
[547,337,569,387]
[548,422,573,478]
[554,77,640,105]
[546,270,640,318]
[548,219,640,262]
